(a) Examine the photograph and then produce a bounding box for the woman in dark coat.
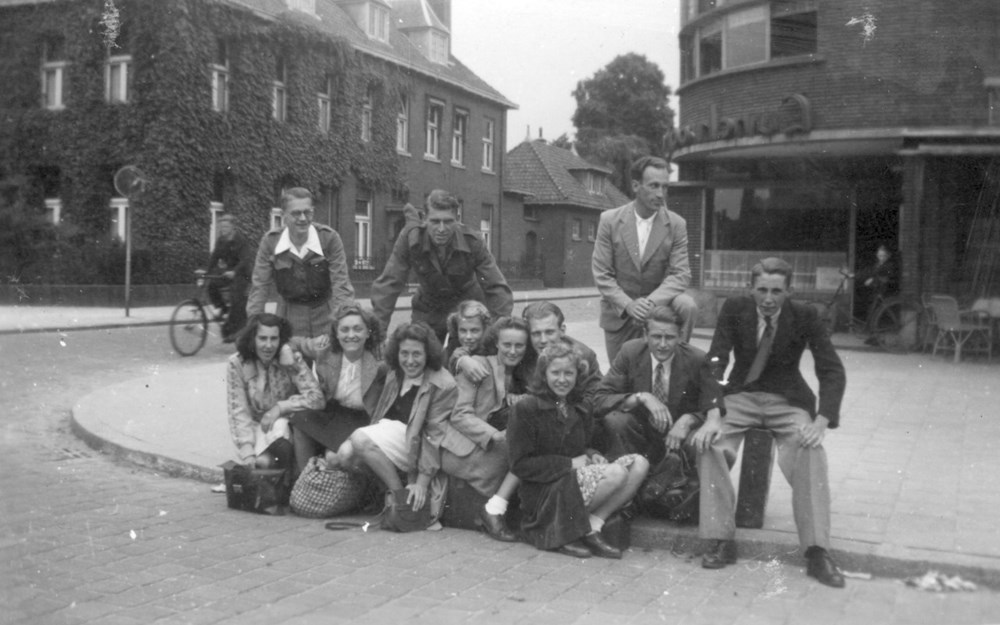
[508,339,648,559]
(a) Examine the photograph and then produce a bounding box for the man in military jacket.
[371,189,512,341]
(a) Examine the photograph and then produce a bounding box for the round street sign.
[113,165,149,197]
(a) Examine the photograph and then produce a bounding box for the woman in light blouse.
[227,313,324,468]
[289,304,387,474]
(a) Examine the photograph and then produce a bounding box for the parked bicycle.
[815,269,927,353]
[169,270,229,356]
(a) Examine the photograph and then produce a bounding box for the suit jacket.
[592,201,691,331]
[290,338,386,416]
[441,355,508,457]
[709,296,846,427]
[593,340,723,420]
[371,367,457,477]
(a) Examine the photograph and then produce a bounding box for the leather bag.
[381,487,432,532]
[638,448,700,524]
[221,461,291,515]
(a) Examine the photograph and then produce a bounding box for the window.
[110,197,128,240]
[451,109,468,166]
[318,75,332,133]
[209,202,224,251]
[270,207,283,230]
[586,172,605,194]
[396,94,410,153]
[273,56,287,122]
[105,54,131,103]
[523,205,539,221]
[571,219,582,241]
[361,87,374,142]
[683,1,817,82]
[587,221,597,242]
[425,99,443,159]
[45,198,62,226]
[210,40,230,113]
[354,189,373,269]
[318,184,339,227]
[287,0,316,14]
[481,204,493,250]
[482,118,495,172]
[368,3,390,42]
[41,38,67,110]
[430,31,449,64]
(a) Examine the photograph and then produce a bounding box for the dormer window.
[368,2,390,42]
[286,0,316,15]
[429,30,448,64]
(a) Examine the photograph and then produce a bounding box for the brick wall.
[667,185,706,289]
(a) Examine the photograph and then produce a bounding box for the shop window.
[210,40,230,113]
[41,37,67,110]
[771,0,818,58]
[425,99,443,160]
[452,108,468,167]
[482,118,495,172]
[397,94,410,153]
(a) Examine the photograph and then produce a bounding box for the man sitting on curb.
[592,306,723,464]
[693,257,847,588]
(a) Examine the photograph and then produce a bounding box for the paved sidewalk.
[17,289,999,587]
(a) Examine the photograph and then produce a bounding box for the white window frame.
[354,192,373,269]
[318,76,332,133]
[41,61,67,110]
[571,218,582,241]
[480,206,493,250]
[110,197,128,240]
[209,202,224,252]
[396,94,410,154]
[451,109,468,167]
[430,30,449,64]
[425,99,443,160]
[482,118,495,172]
[361,87,374,142]
[105,55,131,104]
[45,198,62,226]
[587,221,597,242]
[270,207,283,231]
[287,0,316,15]
[273,57,287,122]
[368,3,390,42]
[210,42,230,113]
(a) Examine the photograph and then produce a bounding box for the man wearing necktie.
[693,257,848,588]
[592,306,723,465]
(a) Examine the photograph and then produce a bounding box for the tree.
[571,53,675,193]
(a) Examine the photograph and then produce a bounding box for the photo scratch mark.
[846,13,877,45]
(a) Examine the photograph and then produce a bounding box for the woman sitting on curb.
[508,339,649,559]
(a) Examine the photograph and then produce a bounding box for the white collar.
[651,353,674,373]
[634,208,657,226]
[400,375,424,396]
[274,225,324,257]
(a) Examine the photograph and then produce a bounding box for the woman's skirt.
[575,453,642,506]
[290,402,369,452]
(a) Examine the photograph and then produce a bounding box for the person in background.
[247,187,354,338]
[521,301,602,400]
[444,299,493,371]
[206,213,254,342]
[508,339,649,559]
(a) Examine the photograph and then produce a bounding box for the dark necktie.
[745,315,774,384]
[653,362,669,406]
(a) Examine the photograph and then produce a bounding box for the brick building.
[669,0,1000,313]
[0,0,513,289]
[501,138,630,288]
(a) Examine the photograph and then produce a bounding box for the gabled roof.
[225,0,514,108]
[504,140,630,211]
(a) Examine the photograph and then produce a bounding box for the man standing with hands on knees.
[592,156,697,362]
[694,257,847,588]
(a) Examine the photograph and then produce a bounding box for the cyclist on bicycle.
[207,214,254,342]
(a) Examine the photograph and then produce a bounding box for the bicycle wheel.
[871,297,925,353]
[169,299,209,356]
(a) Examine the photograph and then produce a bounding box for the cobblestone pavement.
[3,308,1000,624]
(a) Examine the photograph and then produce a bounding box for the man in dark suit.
[694,257,847,588]
[592,156,697,362]
[593,306,722,463]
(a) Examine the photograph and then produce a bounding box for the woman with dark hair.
[329,322,456,529]
[288,304,387,473]
[227,313,324,469]
[508,339,649,559]
[439,316,535,542]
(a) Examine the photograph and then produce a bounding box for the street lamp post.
[113,165,148,317]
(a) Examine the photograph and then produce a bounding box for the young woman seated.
[288,304,387,474]
[439,316,536,542]
[327,322,457,529]
[445,299,493,381]
[227,313,324,469]
[508,339,649,559]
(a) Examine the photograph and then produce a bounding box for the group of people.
[221,155,850,588]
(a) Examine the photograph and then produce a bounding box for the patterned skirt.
[575,453,642,507]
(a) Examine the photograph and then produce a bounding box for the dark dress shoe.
[806,547,845,588]
[477,508,517,543]
[582,531,623,559]
[556,540,592,558]
[701,539,738,569]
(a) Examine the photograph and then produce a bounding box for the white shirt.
[333,356,364,410]
[635,210,656,259]
[756,309,781,342]
[274,225,324,259]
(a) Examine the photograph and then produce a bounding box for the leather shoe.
[806,547,845,588]
[477,508,517,543]
[701,539,738,569]
[556,540,592,558]
[582,531,622,559]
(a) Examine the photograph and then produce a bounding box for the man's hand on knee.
[800,415,829,448]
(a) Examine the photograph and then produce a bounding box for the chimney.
[427,0,451,31]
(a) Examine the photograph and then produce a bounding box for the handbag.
[381,487,432,532]
[290,456,370,518]
[221,461,291,515]
[638,447,700,524]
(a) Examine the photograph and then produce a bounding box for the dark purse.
[221,461,291,515]
[638,447,700,524]
[381,487,432,532]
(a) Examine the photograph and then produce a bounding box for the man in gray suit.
[592,156,696,362]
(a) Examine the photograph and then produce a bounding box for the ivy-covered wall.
[0,0,405,285]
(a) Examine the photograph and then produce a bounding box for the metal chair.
[927,295,993,362]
